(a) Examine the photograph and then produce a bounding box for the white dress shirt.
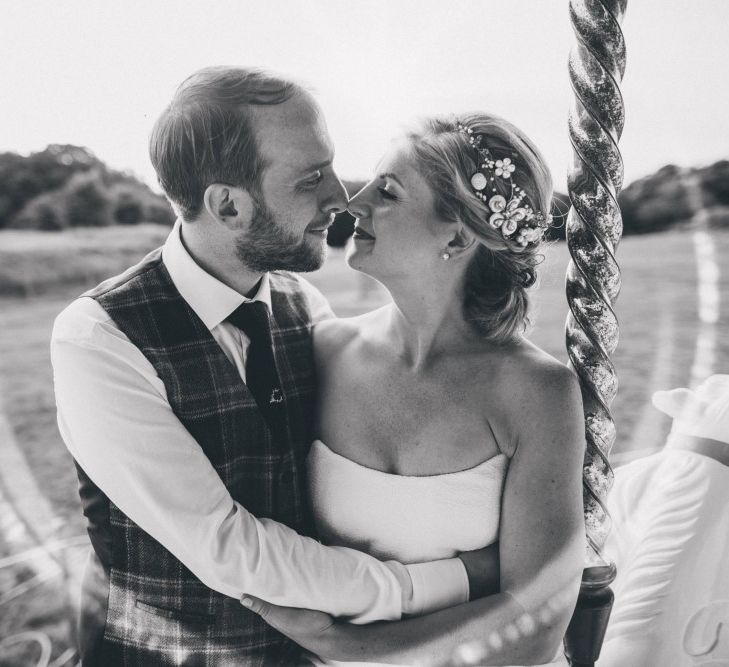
[51,221,468,624]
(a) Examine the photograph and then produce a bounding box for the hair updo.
[406,113,553,344]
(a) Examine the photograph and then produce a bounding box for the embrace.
[52,67,585,666]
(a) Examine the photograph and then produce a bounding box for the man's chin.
[295,245,327,273]
[236,235,327,274]
[273,244,326,274]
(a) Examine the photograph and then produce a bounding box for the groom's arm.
[51,296,468,624]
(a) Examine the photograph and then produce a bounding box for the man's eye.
[300,173,323,189]
[377,186,398,201]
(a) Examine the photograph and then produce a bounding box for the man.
[52,67,478,665]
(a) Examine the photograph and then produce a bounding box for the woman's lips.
[353,226,376,241]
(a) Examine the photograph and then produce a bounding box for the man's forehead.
[253,95,333,174]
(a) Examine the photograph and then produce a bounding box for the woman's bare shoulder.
[312,306,390,361]
[494,341,583,453]
[506,339,579,397]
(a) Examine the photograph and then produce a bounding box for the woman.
[243,113,586,666]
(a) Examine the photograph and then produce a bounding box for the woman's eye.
[377,186,398,201]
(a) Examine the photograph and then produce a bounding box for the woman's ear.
[446,224,478,259]
[203,184,254,230]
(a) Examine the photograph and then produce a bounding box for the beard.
[236,195,327,273]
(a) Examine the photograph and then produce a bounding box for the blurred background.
[0,1,727,664]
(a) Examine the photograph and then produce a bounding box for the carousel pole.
[562,1,628,666]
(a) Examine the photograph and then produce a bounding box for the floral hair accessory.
[457,122,551,248]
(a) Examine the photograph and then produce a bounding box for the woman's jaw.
[345,223,377,273]
[344,140,465,291]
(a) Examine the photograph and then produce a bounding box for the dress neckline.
[311,439,508,480]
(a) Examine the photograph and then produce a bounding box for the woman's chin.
[345,242,376,275]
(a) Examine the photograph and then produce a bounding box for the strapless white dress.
[306,439,568,667]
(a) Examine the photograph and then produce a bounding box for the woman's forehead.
[376,139,417,181]
[377,141,430,193]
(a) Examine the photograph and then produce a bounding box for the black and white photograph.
[1,1,728,665]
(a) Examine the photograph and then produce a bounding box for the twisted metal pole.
[563,1,627,665]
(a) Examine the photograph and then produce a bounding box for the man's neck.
[180,219,264,297]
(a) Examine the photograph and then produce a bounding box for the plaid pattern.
[80,248,318,666]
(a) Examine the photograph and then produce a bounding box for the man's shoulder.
[52,296,116,347]
[269,270,319,296]
[270,271,334,324]
[83,247,164,301]
[53,247,165,347]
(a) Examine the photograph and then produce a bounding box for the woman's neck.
[384,274,475,370]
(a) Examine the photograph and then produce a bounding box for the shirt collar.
[161,219,272,331]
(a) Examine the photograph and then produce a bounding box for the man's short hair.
[150,66,301,220]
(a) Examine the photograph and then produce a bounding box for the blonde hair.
[149,67,302,220]
[406,113,553,344]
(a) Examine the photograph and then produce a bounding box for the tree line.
[0,145,175,231]
[1,145,727,245]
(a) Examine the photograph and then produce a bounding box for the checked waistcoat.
[76,247,318,666]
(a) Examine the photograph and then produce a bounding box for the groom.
[52,67,476,665]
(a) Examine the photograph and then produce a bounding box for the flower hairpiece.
[457,123,551,248]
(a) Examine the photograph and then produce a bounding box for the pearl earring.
[441,251,451,260]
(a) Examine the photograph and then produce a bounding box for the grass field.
[0,225,727,664]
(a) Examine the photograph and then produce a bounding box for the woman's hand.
[242,595,340,657]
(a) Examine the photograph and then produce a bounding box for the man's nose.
[321,174,348,215]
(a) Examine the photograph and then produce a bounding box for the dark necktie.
[226,301,285,423]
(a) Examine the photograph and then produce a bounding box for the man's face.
[237,92,347,273]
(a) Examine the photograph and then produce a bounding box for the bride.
[243,113,586,666]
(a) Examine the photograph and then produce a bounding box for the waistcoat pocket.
[104,576,219,647]
[135,599,216,626]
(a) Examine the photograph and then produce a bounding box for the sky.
[1,0,728,192]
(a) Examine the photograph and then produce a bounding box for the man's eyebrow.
[379,172,404,187]
[299,159,333,175]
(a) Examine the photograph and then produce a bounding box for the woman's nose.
[346,189,370,219]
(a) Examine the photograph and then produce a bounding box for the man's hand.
[458,543,500,600]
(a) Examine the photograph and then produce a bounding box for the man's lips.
[308,216,335,233]
[353,226,376,240]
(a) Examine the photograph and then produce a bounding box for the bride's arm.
[245,363,586,665]
[356,363,586,665]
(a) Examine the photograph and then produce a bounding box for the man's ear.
[203,184,254,230]
[446,223,478,259]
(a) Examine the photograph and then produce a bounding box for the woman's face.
[346,141,450,281]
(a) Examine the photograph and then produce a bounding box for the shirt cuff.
[403,558,470,617]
